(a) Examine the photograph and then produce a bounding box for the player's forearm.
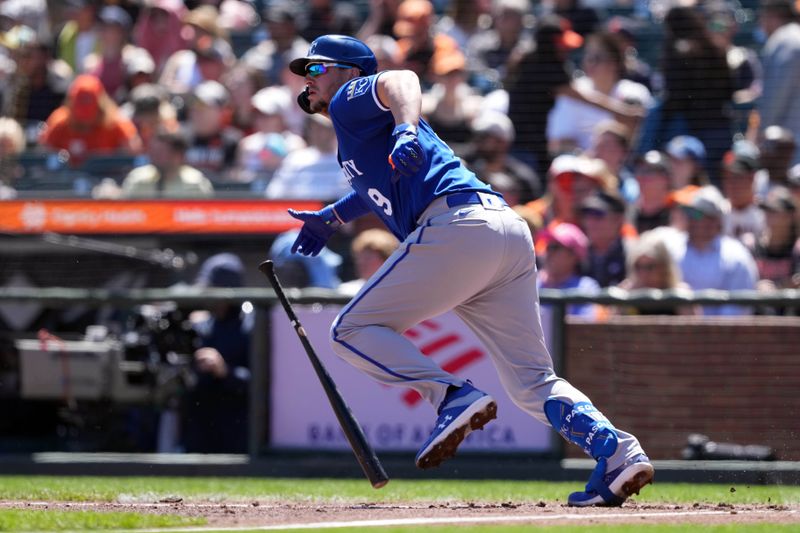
[377,70,422,128]
[330,190,371,224]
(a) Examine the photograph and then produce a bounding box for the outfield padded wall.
[564,316,800,461]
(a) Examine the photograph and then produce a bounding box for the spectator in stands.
[721,140,765,248]
[754,186,800,292]
[183,80,241,181]
[132,0,188,75]
[587,120,637,203]
[673,185,758,315]
[434,0,491,52]
[537,222,600,318]
[507,16,642,176]
[788,164,800,226]
[222,64,264,137]
[249,85,305,152]
[754,0,800,166]
[357,0,403,40]
[642,6,734,186]
[123,83,180,151]
[264,113,349,201]
[241,1,309,87]
[2,25,72,129]
[633,150,673,234]
[420,48,482,155]
[616,229,698,315]
[462,110,542,203]
[0,116,25,196]
[705,2,762,123]
[365,34,402,72]
[759,125,798,190]
[339,228,400,296]
[217,0,260,34]
[124,48,158,97]
[300,0,361,42]
[232,86,296,185]
[579,190,629,287]
[505,14,580,175]
[40,74,141,167]
[0,0,46,33]
[547,31,652,154]
[182,252,252,453]
[84,6,155,103]
[466,0,532,92]
[527,153,615,228]
[550,0,600,38]
[392,0,460,84]
[55,0,99,74]
[722,140,766,250]
[664,135,709,190]
[119,126,214,198]
[159,5,235,96]
[605,16,653,91]
[195,36,235,87]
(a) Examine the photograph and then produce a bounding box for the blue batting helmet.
[289,35,378,77]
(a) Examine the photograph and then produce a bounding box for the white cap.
[687,185,729,219]
[251,86,292,116]
[471,111,515,143]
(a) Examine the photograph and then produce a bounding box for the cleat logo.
[438,415,453,429]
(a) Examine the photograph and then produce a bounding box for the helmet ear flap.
[297,87,314,114]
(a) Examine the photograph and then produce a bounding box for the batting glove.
[388,123,425,181]
[288,206,342,257]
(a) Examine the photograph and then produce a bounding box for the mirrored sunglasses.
[305,62,354,77]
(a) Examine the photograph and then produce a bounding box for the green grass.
[1,476,798,505]
[0,508,203,531]
[190,523,800,533]
[0,477,797,531]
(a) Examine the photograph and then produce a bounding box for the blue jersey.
[328,73,496,240]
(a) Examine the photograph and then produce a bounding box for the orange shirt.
[40,107,139,165]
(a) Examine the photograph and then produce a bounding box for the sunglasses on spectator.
[305,62,354,77]
[581,208,608,218]
[681,206,706,221]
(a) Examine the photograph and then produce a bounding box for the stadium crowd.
[0,0,799,317]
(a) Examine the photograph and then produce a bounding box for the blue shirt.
[328,72,495,240]
[674,234,758,316]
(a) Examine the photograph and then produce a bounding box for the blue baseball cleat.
[568,454,655,506]
[415,382,497,469]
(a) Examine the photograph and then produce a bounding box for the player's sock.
[544,398,653,506]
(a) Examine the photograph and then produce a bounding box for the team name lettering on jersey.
[341,159,364,180]
[347,78,370,101]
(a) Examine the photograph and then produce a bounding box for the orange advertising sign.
[0,200,323,234]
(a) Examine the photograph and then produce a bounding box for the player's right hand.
[288,207,340,257]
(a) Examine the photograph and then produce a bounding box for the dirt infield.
[3,500,798,529]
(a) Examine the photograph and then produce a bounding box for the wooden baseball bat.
[259,260,389,488]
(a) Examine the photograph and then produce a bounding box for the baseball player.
[287,35,654,506]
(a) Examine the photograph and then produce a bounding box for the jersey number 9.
[368,188,393,216]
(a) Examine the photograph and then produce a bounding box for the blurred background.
[0,0,798,475]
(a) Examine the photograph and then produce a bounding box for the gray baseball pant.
[330,196,644,470]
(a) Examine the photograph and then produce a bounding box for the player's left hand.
[288,207,340,257]
[389,123,425,181]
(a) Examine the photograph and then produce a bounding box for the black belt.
[445,192,508,209]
